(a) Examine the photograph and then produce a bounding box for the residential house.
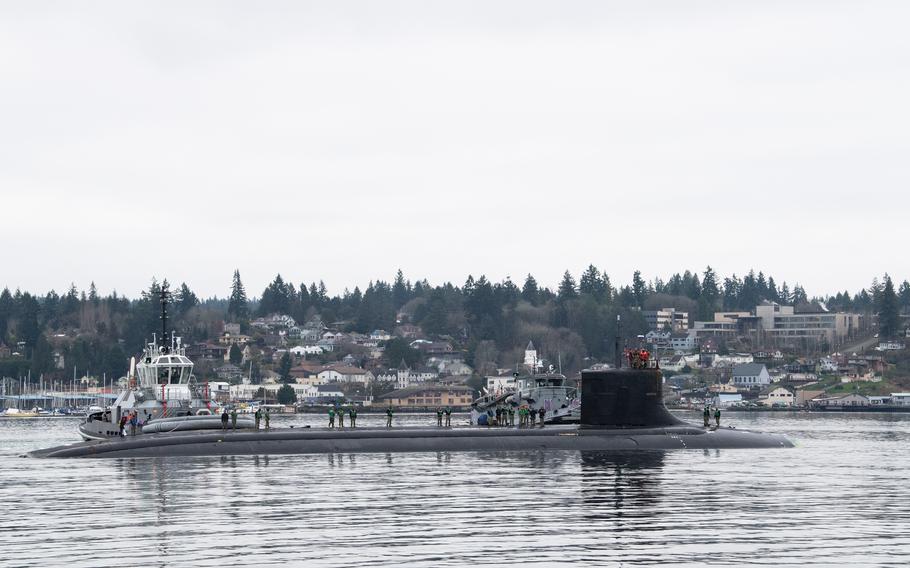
[187,343,229,361]
[317,365,374,385]
[731,363,771,387]
[289,345,323,357]
[370,329,391,341]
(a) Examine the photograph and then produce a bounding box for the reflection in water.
[579,451,665,526]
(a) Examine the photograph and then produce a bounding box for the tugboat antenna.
[159,284,170,353]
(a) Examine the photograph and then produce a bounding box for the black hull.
[28,424,792,458]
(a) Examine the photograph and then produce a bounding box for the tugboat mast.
[159,284,170,353]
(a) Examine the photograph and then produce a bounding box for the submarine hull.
[28,425,792,458]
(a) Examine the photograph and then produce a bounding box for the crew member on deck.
[230,408,238,430]
[254,408,261,430]
[264,407,270,430]
[221,409,229,430]
[349,407,357,428]
[703,406,710,428]
[328,407,335,428]
[444,406,452,427]
[386,406,394,427]
[337,406,345,428]
[538,407,546,427]
[714,407,721,427]
[436,407,443,427]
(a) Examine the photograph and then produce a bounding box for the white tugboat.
[470,369,580,426]
[79,288,253,440]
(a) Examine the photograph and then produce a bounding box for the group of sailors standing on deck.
[488,405,545,427]
[220,407,270,430]
[327,405,358,428]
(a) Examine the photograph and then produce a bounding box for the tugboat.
[470,368,581,426]
[79,288,253,440]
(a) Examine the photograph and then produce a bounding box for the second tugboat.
[79,287,253,440]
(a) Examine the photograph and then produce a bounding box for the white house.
[317,366,374,384]
[891,393,910,406]
[370,329,392,341]
[290,345,323,357]
[731,363,771,387]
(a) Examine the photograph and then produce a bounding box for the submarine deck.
[28,423,793,458]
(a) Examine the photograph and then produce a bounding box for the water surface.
[1,412,908,567]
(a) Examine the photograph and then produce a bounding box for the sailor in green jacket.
[386,406,394,428]
[254,408,261,430]
[436,407,443,427]
[703,406,710,428]
[509,407,515,426]
[444,406,452,427]
[264,407,270,430]
[349,407,357,428]
[337,406,345,428]
[328,407,335,428]
[714,407,721,427]
[230,408,238,430]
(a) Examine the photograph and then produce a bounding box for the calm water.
[1,411,908,567]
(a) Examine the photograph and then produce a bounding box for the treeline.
[1,267,908,379]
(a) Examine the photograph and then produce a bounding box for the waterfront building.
[759,386,795,407]
[375,385,473,408]
[810,393,870,408]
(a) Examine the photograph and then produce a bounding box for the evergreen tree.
[227,270,249,321]
[521,274,540,305]
[30,332,54,375]
[701,266,719,303]
[579,265,602,297]
[631,271,647,307]
[767,277,780,303]
[0,288,12,342]
[558,271,578,301]
[229,344,243,365]
[88,282,99,305]
[899,280,910,312]
[276,383,297,404]
[780,282,791,305]
[175,282,199,317]
[278,352,293,383]
[393,269,410,308]
[878,275,901,338]
[16,293,42,356]
[259,274,293,316]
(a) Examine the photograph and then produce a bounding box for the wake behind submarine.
[29,367,793,459]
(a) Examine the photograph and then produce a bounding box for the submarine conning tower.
[580,368,686,428]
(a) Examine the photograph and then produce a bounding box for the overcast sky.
[1,1,907,299]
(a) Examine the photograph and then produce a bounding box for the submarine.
[28,367,793,459]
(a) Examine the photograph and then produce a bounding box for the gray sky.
[1,1,907,299]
